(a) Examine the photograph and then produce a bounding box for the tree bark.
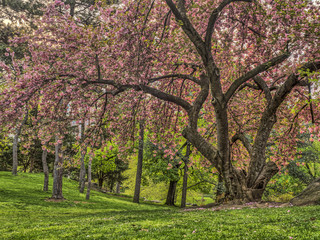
[165,180,177,206]
[133,120,145,203]
[116,182,120,194]
[29,157,34,173]
[12,112,28,175]
[215,174,224,203]
[79,149,86,193]
[181,143,190,208]
[51,137,64,199]
[86,156,92,200]
[12,131,19,176]
[79,122,86,193]
[98,176,103,188]
[42,148,49,192]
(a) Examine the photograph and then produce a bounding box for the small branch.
[205,0,254,50]
[148,74,202,85]
[231,132,253,155]
[165,0,206,58]
[286,103,308,134]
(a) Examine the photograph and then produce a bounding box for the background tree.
[0,0,319,203]
[133,120,145,203]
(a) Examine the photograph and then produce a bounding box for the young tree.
[0,0,319,203]
[12,111,28,175]
[133,120,145,203]
[42,148,49,191]
[79,122,87,193]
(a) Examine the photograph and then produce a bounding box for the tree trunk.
[133,120,145,203]
[116,182,120,194]
[183,127,278,203]
[29,158,34,173]
[165,180,177,206]
[79,149,86,193]
[86,157,92,200]
[51,138,64,199]
[42,149,49,192]
[110,180,115,192]
[291,177,320,206]
[181,143,190,208]
[12,131,19,176]
[79,122,86,193]
[98,177,103,188]
[215,174,224,203]
[12,112,28,176]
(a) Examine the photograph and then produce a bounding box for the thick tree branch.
[253,76,272,103]
[189,74,209,129]
[148,74,202,85]
[165,0,206,58]
[139,84,192,112]
[238,82,278,92]
[248,60,320,187]
[83,78,192,111]
[182,127,220,170]
[225,52,290,102]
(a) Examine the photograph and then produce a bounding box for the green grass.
[1,171,320,239]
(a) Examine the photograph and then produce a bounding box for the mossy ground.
[1,171,320,239]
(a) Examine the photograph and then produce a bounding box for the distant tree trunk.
[86,156,92,200]
[51,137,64,199]
[42,148,49,191]
[29,158,34,173]
[12,129,20,176]
[133,120,145,203]
[98,176,103,188]
[12,112,28,176]
[181,143,190,208]
[110,180,115,192]
[79,122,86,193]
[165,180,178,206]
[116,182,120,194]
[79,151,86,193]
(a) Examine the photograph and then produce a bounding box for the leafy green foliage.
[143,140,182,183]
[84,145,128,190]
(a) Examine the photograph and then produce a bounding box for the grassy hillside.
[1,171,320,239]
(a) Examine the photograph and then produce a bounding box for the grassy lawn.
[1,171,320,239]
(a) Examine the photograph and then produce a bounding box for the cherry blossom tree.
[0,0,319,202]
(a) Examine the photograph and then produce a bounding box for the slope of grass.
[1,171,320,239]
